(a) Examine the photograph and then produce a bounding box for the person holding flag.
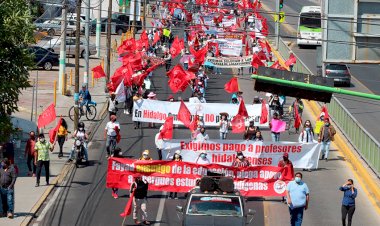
[34,134,54,187]
[55,118,68,159]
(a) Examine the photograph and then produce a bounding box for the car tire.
[117,29,123,36]
[80,50,86,58]
[43,61,53,71]
[48,29,55,36]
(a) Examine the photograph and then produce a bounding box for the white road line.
[155,192,167,226]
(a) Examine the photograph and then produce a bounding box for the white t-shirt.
[155,133,164,149]
[196,133,209,142]
[105,121,120,136]
[196,157,210,165]
[219,120,229,133]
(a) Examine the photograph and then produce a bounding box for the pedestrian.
[139,150,153,160]
[169,150,182,199]
[270,112,282,142]
[299,120,315,171]
[133,92,142,129]
[154,127,164,160]
[34,133,54,187]
[292,98,304,118]
[286,172,310,226]
[196,127,209,142]
[244,120,259,140]
[130,175,150,225]
[269,94,282,117]
[147,92,157,128]
[232,152,250,167]
[230,94,239,104]
[237,91,244,103]
[219,114,229,140]
[279,153,294,202]
[339,179,357,226]
[163,50,172,72]
[111,147,123,199]
[253,131,264,141]
[314,114,325,136]
[104,115,121,158]
[56,118,68,158]
[24,131,36,176]
[124,86,133,115]
[195,151,210,165]
[0,158,17,218]
[318,117,336,161]
[108,93,118,119]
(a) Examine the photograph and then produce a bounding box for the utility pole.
[275,0,280,50]
[96,1,101,58]
[132,0,137,39]
[143,0,146,30]
[84,0,90,86]
[106,0,112,87]
[74,0,82,130]
[59,0,67,94]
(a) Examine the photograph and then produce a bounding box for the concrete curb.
[19,100,109,226]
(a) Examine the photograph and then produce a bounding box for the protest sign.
[162,139,321,169]
[132,99,269,127]
[205,56,254,68]
[214,39,242,56]
[106,158,288,197]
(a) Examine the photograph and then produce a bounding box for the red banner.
[106,158,289,197]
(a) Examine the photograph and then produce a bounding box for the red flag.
[159,116,174,139]
[170,36,183,58]
[294,103,302,129]
[285,53,297,67]
[257,50,267,61]
[118,38,136,55]
[48,117,62,143]
[270,61,280,69]
[177,100,192,128]
[120,192,134,217]
[189,115,199,132]
[245,41,250,56]
[260,100,268,124]
[208,42,219,57]
[231,115,246,133]
[153,32,160,45]
[321,105,329,119]
[189,44,208,65]
[167,65,189,93]
[251,54,265,69]
[37,103,56,128]
[92,65,106,79]
[237,99,249,118]
[224,77,239,93]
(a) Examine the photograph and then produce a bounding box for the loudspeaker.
[218,177,234,193]
[255,67,333,103]
[200,177,217,192]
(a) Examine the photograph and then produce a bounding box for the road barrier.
[276,37,380,177]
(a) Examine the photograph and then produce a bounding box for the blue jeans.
[271,132,280,142]
[220,132,227,140]
[0,187,14,214]
[289,206,304,226]
[69,142,88,160]
[106,136,117,156]
[321,141,331,159]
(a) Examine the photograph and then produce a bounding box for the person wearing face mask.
[25,131,37,177]
[232,152,250,168]
[0,158,17,218]
[139,150,153,160]
[68,122,89,162]
[195,151,210,165]
[104,115,121,158]
[253,131,264,141]
[299,120,315,172]
[130,175,150,225]
[339,179,357,226]
[34,134,54,187]
[318,118,336,161]
[195,127,209,142]
[286,172,310,226]
[278,153,294,203]
[169,150,182,199]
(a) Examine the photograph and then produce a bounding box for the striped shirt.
[34,141,52,161]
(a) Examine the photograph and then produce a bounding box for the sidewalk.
[0,34,122,225]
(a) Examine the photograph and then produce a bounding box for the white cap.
[175,150,181,155]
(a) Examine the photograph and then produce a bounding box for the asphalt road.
[263,0,380,142]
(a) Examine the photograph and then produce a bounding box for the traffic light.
[279,0,284,9]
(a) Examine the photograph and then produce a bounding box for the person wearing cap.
[130,175,150,225]
[104,115,121,158]
[232,152,250,168]
[278,153,295,203]
[195,151,210,165]
[0,158,17,218]
[34,133,54,187]
[107,93,118,119]
[169,150,182,199]
[318,118,336,161]
[167,95,175,102]
[139,150,153,160]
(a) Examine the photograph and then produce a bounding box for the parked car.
[324,64,351,87]
[38,37,97,58]
[112,13,142,32]
[89,18,129,35]
[34,20,62,36]
[28,46,59,71]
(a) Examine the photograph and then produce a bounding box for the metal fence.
[276,37,380,177]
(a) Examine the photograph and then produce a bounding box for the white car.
[38,37,97,58]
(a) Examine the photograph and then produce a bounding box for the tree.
[0,0,35,143]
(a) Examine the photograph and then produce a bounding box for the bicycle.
[68,101,97,121]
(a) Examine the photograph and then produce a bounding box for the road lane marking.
[155,192,167,226]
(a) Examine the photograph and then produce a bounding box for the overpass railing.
[276,37,380,177]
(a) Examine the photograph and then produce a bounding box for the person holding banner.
[219,114,230,140]
[232,152,250,168]
[253,131,264,141]
[244,121,260,140]
[279,153,295,203]
[169,150,182,199]
[299,120,316,172]
[195,127,209,142]
[139,150,153,161]
[195,151,210,165]
[270,113,283,142]
[130,175,150,225]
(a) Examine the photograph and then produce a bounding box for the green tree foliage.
[0,0,35,142]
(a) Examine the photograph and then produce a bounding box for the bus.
[297,6,322,47]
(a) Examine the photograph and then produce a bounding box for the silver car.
[38,37,97,58]
[324,64,351,87]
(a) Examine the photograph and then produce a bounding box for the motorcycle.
[74,139,88,167]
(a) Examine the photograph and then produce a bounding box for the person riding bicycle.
[79,84,93,114]
[104,115,120,158]
[68,122,89,162]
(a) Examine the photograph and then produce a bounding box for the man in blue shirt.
[286,172,310,226]
[339,179,357,226]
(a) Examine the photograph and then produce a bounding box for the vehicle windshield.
[326,64,348,70]
[300,13,321,28]
[187,195,242,216]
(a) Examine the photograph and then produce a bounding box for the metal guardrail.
[276,37,380,177]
